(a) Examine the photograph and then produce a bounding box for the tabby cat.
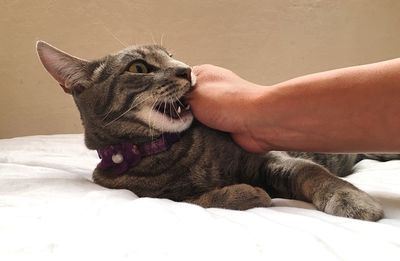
[37,41,394,221]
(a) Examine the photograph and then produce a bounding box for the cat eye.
[128,62,148,74]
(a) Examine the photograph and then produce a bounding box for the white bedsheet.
[0,134,399,260]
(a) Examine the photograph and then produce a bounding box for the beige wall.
[1,0,400,138]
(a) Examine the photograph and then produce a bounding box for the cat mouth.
[154,98,191,119]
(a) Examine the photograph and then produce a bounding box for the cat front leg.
[264,152,384,221]
[185,184,272,210]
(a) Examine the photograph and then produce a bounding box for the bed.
[1,134,399,260]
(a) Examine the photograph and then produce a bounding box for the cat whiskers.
[169,98,173,122]
[147,97,160,141]
[161,100,167,134]
[103,96,151,127]
[160,33,166,47]
[170,96,184,124]
[101,24,128,48]
[150,32,156,45]
[101,108,113,121]
[176,97,185,109]
[100,94,138,121]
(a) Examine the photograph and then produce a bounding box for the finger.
[192,64,210,76]
[193,64,223,75]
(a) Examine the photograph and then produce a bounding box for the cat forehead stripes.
[117,45,171,63]
[127,45,187,68]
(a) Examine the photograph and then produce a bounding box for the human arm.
[188,60,400,153]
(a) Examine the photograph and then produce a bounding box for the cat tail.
[356,154,400,163]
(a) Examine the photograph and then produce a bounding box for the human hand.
[188,64,271,153]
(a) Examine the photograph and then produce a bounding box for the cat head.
[36,41,195,149]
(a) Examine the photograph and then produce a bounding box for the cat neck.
[96,133,181,175]
[84,126,164,150]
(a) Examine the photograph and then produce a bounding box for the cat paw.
[228,185,272,210]
[189,184,272,210]
[321,188,384,221]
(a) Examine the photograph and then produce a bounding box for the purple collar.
[96,133,181,175]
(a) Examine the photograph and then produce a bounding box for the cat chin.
[136,105,193,133]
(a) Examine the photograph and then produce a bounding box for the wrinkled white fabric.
[1,134,399,260]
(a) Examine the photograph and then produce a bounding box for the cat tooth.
[177,106,182,114]
[185,104,191,110]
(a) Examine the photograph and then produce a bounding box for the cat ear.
[36,41,89,94]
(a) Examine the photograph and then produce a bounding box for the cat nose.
[175,67,192,82]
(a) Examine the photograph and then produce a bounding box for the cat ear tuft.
[36,41,88,94]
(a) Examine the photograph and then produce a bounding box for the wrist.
[244,84,278,147]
